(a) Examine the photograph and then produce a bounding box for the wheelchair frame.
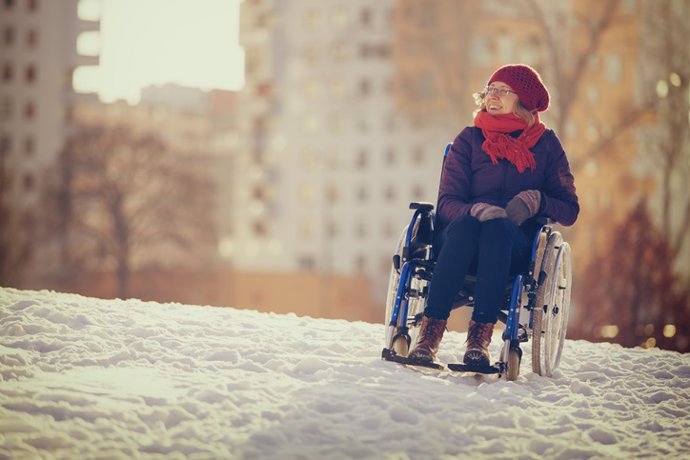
[382,145,573,380]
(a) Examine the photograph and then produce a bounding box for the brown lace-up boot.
[463,320,495,367]
[408,316,447,362]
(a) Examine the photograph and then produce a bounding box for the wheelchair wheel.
[506,348,521,381]
[384,226,406,352]
[500,341,522,381]
[383,223,429,357]
[532,233,572,377]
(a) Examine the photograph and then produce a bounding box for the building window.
[23,173,34,191]
[383,221,396,239]
[303,79,319,98]
[300,220,315,239]
[384,185,396,202]
[356,149,368,169]
[25,64,36,83]
[333,7,347,29]
[360,8,372,26]
[331,79,345,98]
[3,26,14,46]
[385,147,395,165]
[24,136,34,156]
[355,254,367,272]
[300,150,318,169]
[355,222,367,238]
[302,114,319,133]
[332,43,346,62]
[2,63,12,82]
[412,146,424,165]
[0,97,12,121]
[24,101,35,120]
[385,115,396,132]
[356,186,368,202]
[252,220,268,236]
[0,135,11,158]
[304,9,321,30]
[326,220,338,237]
[359,78,370,97]
[331,114,343,133]
[303,45,320,65]
[299,183,317,205]
[326,184,340,204]
[245,47,261,76]
[26,29,37,47]
[412,184,425,201]
[298,255,316,272]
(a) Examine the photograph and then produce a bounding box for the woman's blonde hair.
[472,89,536,127]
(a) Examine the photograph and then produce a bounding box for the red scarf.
[473,111,546,173]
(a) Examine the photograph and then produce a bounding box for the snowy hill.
[1,288,689,459]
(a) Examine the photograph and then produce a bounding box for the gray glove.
[470,203,507,222]
[505,190,541,225]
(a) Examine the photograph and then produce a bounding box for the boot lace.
[467,321,493,348]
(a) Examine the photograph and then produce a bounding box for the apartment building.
[1,0,99,207]
[235,0,452,300]
[1,0,100,284]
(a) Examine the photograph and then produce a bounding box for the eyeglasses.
[484,86,516,97]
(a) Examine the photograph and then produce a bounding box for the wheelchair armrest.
[409,202,434,213]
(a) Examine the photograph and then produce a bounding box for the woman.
[407,64,579,368]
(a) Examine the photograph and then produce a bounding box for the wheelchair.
[381,145,573,381]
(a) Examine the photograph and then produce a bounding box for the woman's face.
[484,81,518,115]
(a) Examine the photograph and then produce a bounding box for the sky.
[73,0,244,104]
[1,287,689,458]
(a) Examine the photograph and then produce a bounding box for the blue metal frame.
[503,274,524,342]
[389,207,432,329]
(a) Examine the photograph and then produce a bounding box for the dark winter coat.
[437,126,579,237]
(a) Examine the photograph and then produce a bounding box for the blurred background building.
[1,0,688,350]
[1,0,99,280]
[235,0,447,278]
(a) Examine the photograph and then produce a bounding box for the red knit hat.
[488,64,550,112]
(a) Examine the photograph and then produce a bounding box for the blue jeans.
[424,215,531,324]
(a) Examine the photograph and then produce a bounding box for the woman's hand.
[470,203,507,222]
[505,190,541,225]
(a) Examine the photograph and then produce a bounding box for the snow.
[1,288,689,459]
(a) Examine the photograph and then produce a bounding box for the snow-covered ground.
[1,288,688,459]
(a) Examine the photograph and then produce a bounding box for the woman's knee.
[445,215,481,240]
[479,217,514,242]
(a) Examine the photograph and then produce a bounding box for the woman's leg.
[472,218,531,324]
[424,215,481,320]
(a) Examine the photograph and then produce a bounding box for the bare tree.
[573,200,690,351]
[0,157,33,286]
[638,0,690,263]
[392,0,481,126]
[53,125,216,298]
[521,0,621,137]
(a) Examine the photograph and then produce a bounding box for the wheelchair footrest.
[447,362,501,374]
[381,348,444,370]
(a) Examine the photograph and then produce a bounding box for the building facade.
[1,0,99,207]
[236,0,452,305]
